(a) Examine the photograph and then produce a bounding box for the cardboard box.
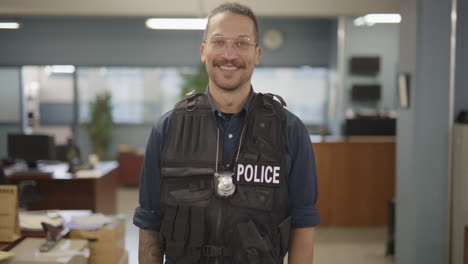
[8,238,89,264]
[69,217,125,264]
[118,250,129,264]
[0,185,20,242]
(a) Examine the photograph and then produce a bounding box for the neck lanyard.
[214,125,246,175]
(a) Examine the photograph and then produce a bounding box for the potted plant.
[84,92,113,160]
[180,63,208,98]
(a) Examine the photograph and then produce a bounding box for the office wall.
[259,19,332,67]
[0,17,332,67]
[0,67,22,158]
[455,0,468,116]
[0,68,21,122]
[329,18,399,135]
[343,18,399,111]
[396,0,453,263]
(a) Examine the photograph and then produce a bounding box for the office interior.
[0,0,467,263]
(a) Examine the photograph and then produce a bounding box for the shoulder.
[284,108,308,134]
[144,110,173,156]
[153,110,173,136]
[283,109,311,153]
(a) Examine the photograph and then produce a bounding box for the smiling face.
[201,12,262,93]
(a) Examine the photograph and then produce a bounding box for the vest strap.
[189,206,204,246]
[186,96,197,111]
[174,206,190,242]
[161,206,177,240]
[263,93,287,107]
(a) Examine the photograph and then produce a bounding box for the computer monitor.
[351,84,381,102]
[350,57,380,75]
[7,134,56,168]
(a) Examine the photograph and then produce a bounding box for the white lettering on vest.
[254,165,261,183]
[237,164,244,181]
[265,166,273,183]
[245,165,254,182]
[236,164,281,185]
[273,166,280,184]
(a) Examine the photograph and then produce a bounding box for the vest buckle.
[185,90,196,98]
[202,245,224,257]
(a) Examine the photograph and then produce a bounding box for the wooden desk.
[313,137,396,227]
[6,162,119,214]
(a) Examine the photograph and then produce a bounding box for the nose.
[221,43,239,60]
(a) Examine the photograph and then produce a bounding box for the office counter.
[117,152,143,186]
[312,136,396,227]
[6,162,119,214]
[465,226,468,264]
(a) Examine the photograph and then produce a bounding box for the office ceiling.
[0,0,400,17]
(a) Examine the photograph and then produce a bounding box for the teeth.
[220,66,238,70]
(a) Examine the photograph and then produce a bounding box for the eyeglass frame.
[203,36,258,52]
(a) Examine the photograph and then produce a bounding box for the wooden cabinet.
[465,226,468,264]
[313,138,396,227]
[117,153,144,186]
[451,124,468,264]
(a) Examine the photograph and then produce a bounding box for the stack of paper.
[65,213,112,230]
[19,212,64,231]
[0,251,14,261]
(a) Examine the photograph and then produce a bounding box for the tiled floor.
[117,187,394,264]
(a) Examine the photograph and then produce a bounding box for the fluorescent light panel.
[146,18,207,30]
[0,22,21,29]
[46,65,76,74]
[354,14,401,26]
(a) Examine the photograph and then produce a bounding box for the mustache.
[214,59,244,68]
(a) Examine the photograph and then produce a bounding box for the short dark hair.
[204,2,259,45]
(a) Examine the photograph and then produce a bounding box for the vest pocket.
[275,216,291,261]
[232,220,277,264]
[160,205,205,263]
[229,184,274,211]
[161,176,213,207]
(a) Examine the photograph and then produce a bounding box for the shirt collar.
[205,86,255,116]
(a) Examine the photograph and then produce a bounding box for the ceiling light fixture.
[0,22,21,29]
[45,65,76,75]
[354,14,401,26]
[145,18,208,30]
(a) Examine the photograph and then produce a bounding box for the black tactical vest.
[160,93,291,264]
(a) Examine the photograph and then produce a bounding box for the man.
[134,3,320,263]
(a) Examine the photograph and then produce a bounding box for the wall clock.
[262,29,284,51]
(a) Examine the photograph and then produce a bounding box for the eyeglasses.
[204,36,257,52]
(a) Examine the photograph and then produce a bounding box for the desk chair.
[1,163,40,210]
[17,180,42,210]
[55,145,69,162]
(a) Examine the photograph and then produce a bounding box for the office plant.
[84,92,113,160]
[180,62,208,98]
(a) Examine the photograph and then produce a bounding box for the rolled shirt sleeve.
[285,110,321,228]
[133,111,171,231]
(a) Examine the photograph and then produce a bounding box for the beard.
[206,58,253,92]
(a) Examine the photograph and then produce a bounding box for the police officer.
[134,3,320,263]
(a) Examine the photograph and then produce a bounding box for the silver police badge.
[214,171,236,197]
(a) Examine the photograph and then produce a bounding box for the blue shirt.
[133,90,320,230]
